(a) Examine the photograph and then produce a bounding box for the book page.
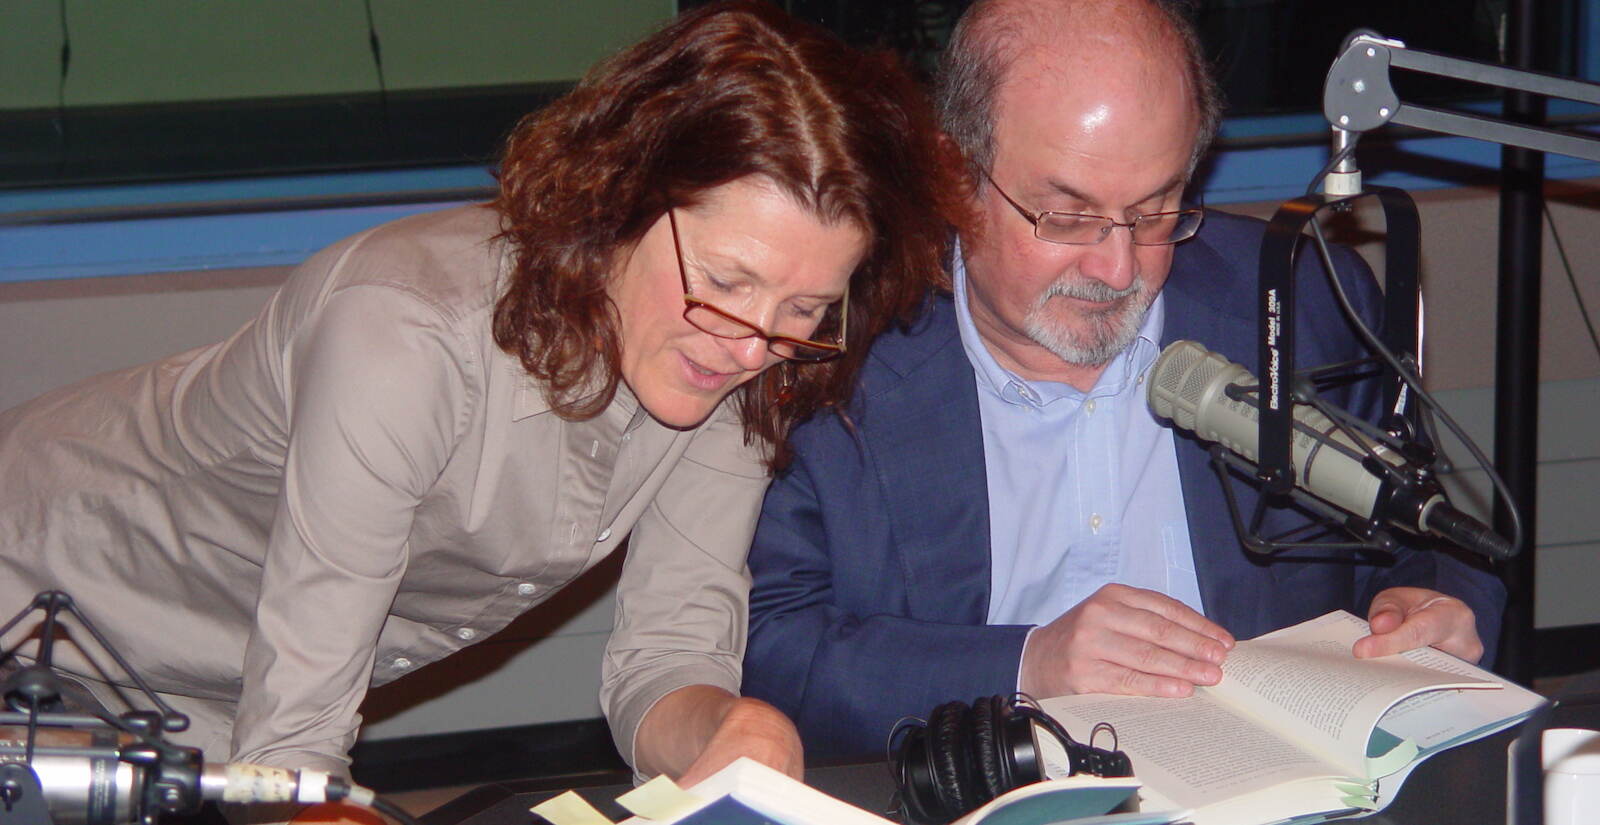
[1201,611,1494,775]
[1039,692,1350,811]
[1374,646,1542,753]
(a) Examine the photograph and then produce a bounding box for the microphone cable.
[1300,150,1525,555]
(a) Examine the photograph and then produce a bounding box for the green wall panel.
[1,1,676,109]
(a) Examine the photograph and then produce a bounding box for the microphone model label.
[1264,288,1282,410]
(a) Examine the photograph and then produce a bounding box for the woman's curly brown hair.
[493,0,969,469]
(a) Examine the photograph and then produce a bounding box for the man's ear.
[935,132,976,188]
[935,131,986,221]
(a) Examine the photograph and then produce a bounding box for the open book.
[532,757,1157,825]
[1036,610,1544,825]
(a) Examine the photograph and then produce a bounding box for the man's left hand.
[1354,587,1483,663]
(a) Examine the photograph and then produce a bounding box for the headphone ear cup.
[902,729,947,825]
[970,695,1006,804]
[992,696,1016,791]
[1003,700,1046,786]
[928,700,974,818]
[896,723,942,825]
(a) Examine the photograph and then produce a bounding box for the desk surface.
[419,696,1600,825]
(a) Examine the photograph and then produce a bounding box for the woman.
[0,1,964,785]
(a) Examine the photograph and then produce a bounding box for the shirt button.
[1089,513,1103,533]
[517,582,538,597]
[456,628,476,641]
[596,527,613,542]
[1085,399,1097,415]
[622,432,632,443]
[392,657,413,671]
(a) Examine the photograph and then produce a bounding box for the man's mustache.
[1038,278,1141,305]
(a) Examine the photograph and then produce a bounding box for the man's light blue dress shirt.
[951,255,1205,628]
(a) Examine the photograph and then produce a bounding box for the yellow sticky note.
[616,776,706,821]
[531,790,613,825]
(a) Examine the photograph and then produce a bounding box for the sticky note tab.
[531,790,613,825]
[616,775,706,821]
[1335,781,1378,809]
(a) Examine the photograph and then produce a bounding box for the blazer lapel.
[864,299,994,625]
[1162,235,1269,630]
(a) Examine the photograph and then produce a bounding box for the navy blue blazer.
[742,210,1506,759]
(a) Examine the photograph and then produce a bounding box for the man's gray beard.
[1022,277,1153,367]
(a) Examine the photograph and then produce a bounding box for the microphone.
[2,594,404,825]
[0,717,374,824]
[1147,339,1512,560]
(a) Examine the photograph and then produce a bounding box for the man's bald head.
[936,0,1221,178]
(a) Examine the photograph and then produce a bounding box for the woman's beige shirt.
[0,205,768,774]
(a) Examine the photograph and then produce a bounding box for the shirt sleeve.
[599,403,771,772]
[231,283,475,774]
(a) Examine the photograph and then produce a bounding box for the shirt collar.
[952,239,1166,408]
[511,368,642,423]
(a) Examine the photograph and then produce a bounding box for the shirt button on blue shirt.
[948,239,1204,627]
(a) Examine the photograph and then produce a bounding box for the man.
[742,0,1505,759]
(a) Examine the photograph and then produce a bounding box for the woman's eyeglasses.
[669,209,848,363]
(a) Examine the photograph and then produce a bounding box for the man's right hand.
[1019,583,1234,699]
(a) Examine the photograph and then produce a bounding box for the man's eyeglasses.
[984,171,1203,246]
[668,210,848,363]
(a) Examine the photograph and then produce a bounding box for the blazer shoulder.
[858,293,965,396]
[1164,209,1268,325]
[1166,209,1376,324]
[785,292,973,455]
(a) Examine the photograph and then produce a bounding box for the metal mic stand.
[1248,32,1600,821]
[1243,28,1600,560]
[1320,22,1600,691]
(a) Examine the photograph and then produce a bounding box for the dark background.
[1,0,1580,190]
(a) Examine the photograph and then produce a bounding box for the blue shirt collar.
[952,239,1165,408]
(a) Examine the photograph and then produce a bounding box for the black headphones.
[889,694,1133,825]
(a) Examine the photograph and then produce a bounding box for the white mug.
[1544,728,1600,825]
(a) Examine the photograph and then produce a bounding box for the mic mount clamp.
[1250,183,1427,555]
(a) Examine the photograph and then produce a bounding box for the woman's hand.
[633,685,803,786]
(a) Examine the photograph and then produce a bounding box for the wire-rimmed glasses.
[984,171,1204,246]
